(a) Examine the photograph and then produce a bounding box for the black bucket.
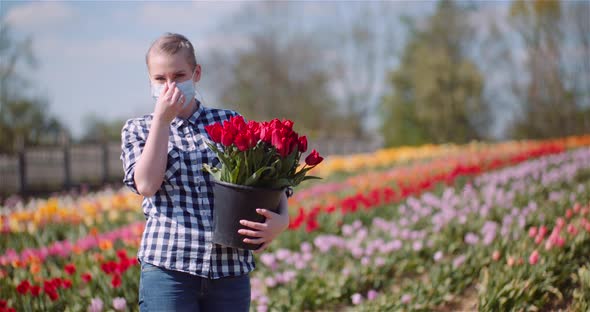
[212,180,284,250]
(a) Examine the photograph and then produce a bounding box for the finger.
[171,87,182,106]
[253,243,269,254]
[256,208,276,220]
[239,220,267,231]
[243,237,266,245]
[237,229,264,238]
[164,81,176,99]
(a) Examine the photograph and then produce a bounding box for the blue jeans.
[138,261,251,312]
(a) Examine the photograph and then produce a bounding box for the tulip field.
[2,136,590,311]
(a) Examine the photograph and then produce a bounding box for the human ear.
[193,64,202,83]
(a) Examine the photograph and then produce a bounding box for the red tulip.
[43,280,56,293]
[111,274,122,288]
[46,289,59,301]
[30,285,41,297]
[247,121,261,141]
[205,123,223,143]
[49,278,62,289]
[305,218,319,233]
[62,279,72,289]
[81,273,92,283]
[116,249,128,261]
[298,136,308,153]
[282,119,294,130]
[64,263,76,275]
[234,133,250,152]
[221,131,235,147]
[222,120,237,135]
[101,261,118,275]
[305,149,324,166]
[16,280,30,295]
[118,258,131,273]
[231,115,247,131]
[260,123,273,143]
[288,134,299,156]
[269,118,282,130]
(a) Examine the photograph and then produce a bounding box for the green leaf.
[244,166,276,186]
[231,156,242,184]
[202,164,221,181]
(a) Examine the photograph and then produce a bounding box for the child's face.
[147,52,201,86]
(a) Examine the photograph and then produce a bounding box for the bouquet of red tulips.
[203,116,324,189]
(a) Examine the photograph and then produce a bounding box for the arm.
[121,82,184,197]
[132,118,170,197]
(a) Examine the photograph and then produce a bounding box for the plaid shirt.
[120,102,255,279]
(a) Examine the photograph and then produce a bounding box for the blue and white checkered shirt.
[120,102,255,279]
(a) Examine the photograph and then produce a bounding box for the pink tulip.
[556,218,566,229]
[573,203,581,214]
[545,240,553,251]
[529,250,539,265]
[556,236,565,247]
[538,226,548,238]
[567,224,578,236]
[351,293,363,305]
[528,226,538,238]
[507,256,515,267]
[401,294,412,304]
[367,289,379,300]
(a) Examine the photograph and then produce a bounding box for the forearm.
[134,118,170,196]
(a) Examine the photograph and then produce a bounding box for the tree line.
[1,0,588,154]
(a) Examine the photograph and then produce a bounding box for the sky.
[2,1,513,139]
[2,1,251,138]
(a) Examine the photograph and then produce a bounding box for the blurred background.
[1,0,589,196]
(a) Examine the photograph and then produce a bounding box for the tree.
[0,24,67,153]
[380,0,490,147]
[212,2,345,138]
[80,115,127,144]
[328,2,399,138]
[506,0,590,139]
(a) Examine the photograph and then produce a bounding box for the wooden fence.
[0,138,382,196]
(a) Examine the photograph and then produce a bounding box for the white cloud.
[5,2,76,32]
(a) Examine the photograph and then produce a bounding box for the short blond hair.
[146,33,197,70]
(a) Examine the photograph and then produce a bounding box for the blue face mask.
[151,69,196,109]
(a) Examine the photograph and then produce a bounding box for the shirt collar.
[171,99,204,128]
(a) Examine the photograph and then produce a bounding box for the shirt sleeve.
[120,119,146,195]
